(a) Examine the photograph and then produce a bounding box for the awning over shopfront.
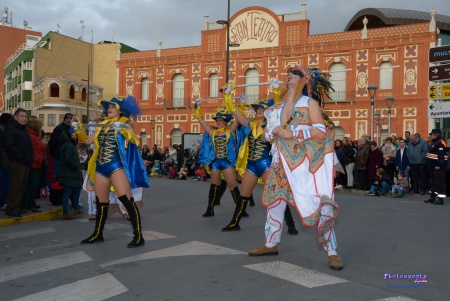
[35,104,71,111]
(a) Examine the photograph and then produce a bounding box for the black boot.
[214,180,227,206]
[434,197,444,205]
[248,193,255,206]
[222,195,249,232]
[424,192,437,204]
[230,186,249,217]
[203,184,218,217]
[118,195,145,248]
[284,205,298,235]
[81,198,108,244]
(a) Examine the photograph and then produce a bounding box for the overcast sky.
[4,0,449,51]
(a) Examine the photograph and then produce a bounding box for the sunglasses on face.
[289,70,303,77]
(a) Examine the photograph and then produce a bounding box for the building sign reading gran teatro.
[229,9,279,50]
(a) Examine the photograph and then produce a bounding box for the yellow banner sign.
[428,84,450,100]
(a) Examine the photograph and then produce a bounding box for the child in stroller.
[150,160,161,177]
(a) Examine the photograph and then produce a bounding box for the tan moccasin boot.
[248,244,278,256]
[329,255,344,270]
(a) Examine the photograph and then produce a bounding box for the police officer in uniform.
[425,129,446,205]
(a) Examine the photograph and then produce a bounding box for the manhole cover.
[365,209,412,214]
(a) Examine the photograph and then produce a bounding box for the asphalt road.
[0,177,449,301]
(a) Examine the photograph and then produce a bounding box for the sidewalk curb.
[0,208,62,227]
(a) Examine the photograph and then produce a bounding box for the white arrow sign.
[428,101,450,118]
[432,68,438,74]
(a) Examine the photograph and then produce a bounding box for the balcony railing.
[328,90,355,103]
[163,98,192,109]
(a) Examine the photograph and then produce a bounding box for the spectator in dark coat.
[0,113,12,211]
[176,144,183,171]
[20,118,45,213]
[152,145,162,162]
[58,131,83,219]
[2,108,34,218]
[366,167,394,196]
[343,137,356,189]
[395,138,410,178]
[368,141,384,185]
[334,140,346,189]
[406,133,429,195]
[355,138,370,190]
[48,113,73,174]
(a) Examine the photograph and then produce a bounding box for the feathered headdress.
[289,66,334,107]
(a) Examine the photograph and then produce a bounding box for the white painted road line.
[11,273,128,301]
[374,297,418,301]
[0,227,56,241]
[244,261,348,288]
[0,251,92,283]
[101,240,246,267]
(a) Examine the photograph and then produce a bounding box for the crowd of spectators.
[141,143,201,180]
[334,131,450,201]
[2,107,449,219]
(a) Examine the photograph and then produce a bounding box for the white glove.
[113,122,122,130]
[239,93,246,104]
[71,122,79,130]
[271,79,281,89]
[225,84,233,94]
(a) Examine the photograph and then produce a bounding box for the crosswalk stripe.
[0,227,56,241]
[101,240,246,267]
[243,261,348,288]
[11,273,128,301]
[0,251,92,284]
[373,297,418,301]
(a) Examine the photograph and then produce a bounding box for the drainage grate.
[365,209,412,214]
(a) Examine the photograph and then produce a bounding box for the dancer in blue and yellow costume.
[195,85,250,219]
[221,81,298,233]
[72,95,149,248]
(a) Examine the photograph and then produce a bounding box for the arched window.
[209,74,218,98]
[82,87,87,102]
[173,74,184,107]
[91,88,99,103]
[379,62,393,90]
[69,84,75,100]
[329,63,346,101]
[171,128,183,145]
[245,68,259,104]
[49,83,60,97]
[141,78,150,101]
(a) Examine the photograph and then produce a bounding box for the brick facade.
[117,6,439,148]
[0,25,41,110]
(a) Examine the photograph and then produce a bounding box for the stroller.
[150,160,162,177]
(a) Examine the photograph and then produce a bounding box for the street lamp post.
[374,110,381,146]
[217,0,239,84]
[150,118,156,147]
[385,96,395,138]
[367,84,378,141]
[86,63,90,122]
[81,63,91,123]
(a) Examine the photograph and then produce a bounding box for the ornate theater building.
[117,3,450,148]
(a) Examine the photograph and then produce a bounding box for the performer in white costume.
[248,66,344,271]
